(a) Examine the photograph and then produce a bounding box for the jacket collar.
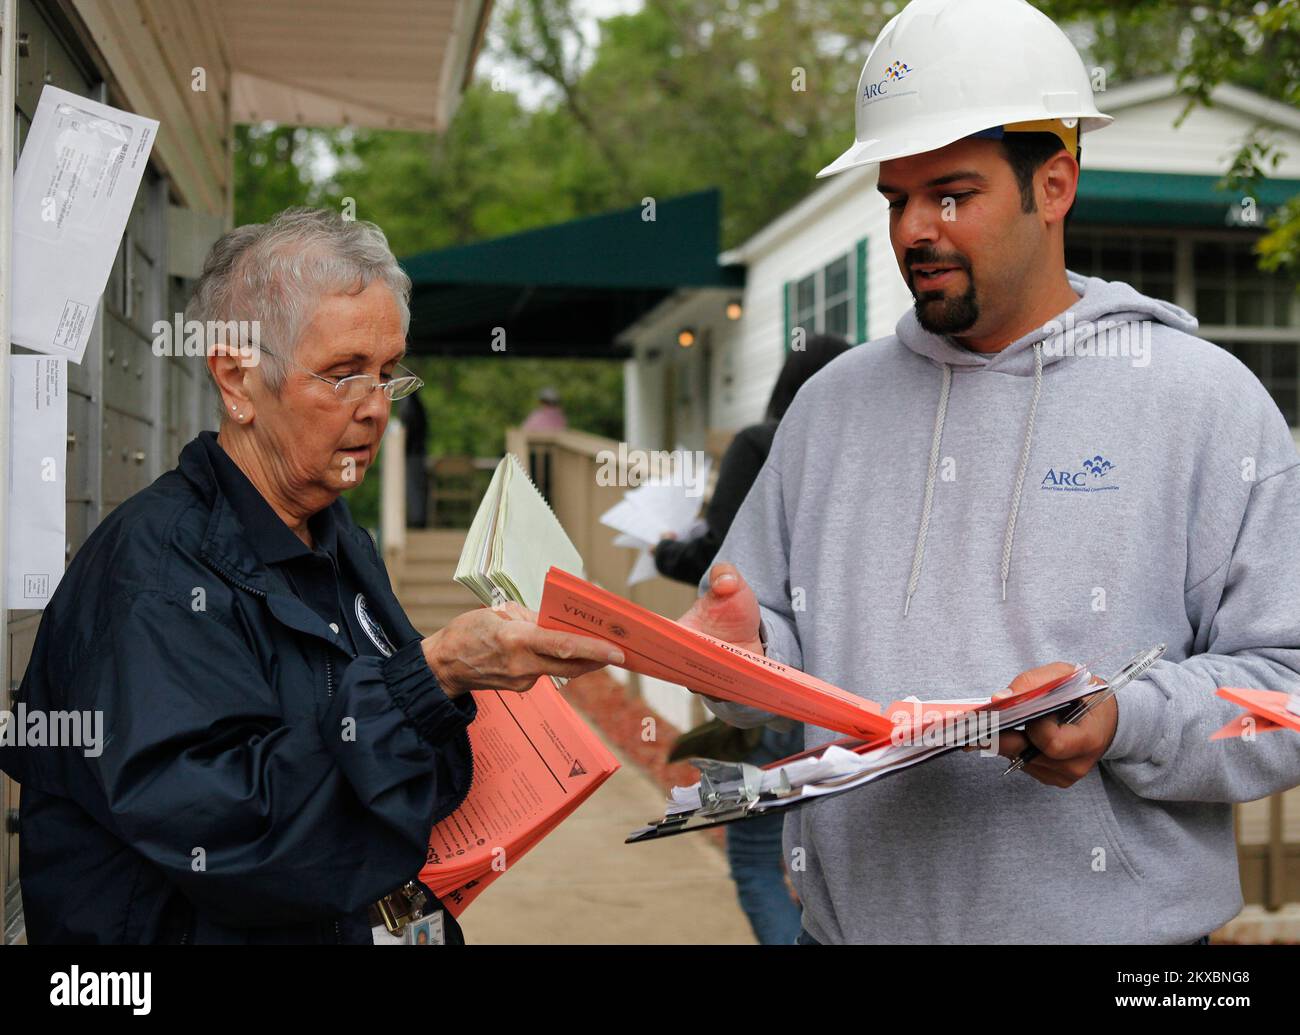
[177,432,417,653]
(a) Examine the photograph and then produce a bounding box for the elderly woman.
[0,208,621,944]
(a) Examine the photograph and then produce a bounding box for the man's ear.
[1038,151,1079,227]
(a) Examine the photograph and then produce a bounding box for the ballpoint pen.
[1002,644,1166,776]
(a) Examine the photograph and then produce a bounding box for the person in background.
[402,392,429,528]
[654,333,850,945]
[521,386,568,432]
[654,335,852,584]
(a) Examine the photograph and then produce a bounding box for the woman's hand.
[423,601,625,698]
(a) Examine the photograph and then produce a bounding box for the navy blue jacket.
[0,433,476,943]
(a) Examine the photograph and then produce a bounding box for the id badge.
[370,910,446,945]
[408,911,446,945]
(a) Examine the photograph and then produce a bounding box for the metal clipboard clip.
[695,758,766,816]
[624,757,797,842]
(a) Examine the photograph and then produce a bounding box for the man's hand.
[677,563,763,702]
[678,562,764,655]
[991,662,1116,788]
[424,602,624,698]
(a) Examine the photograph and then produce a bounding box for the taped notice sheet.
[10,86,158,363]
[7,356,67,608]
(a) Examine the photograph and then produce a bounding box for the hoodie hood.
[895,270,1199,375]
[896,272,1200,615]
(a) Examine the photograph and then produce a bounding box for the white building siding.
[1086,93,1300,177]
[712,168,914,431]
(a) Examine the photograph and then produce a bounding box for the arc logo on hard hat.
[863,59,917,102]
[883,60,912,82]
[355,593,396,658]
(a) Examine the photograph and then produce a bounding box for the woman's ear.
[209,349,254,423]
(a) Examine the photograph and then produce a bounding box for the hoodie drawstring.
[904,362,951,617]
[1001,342,1043,602]
[903,341,1044,616]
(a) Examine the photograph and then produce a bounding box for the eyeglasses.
[254,343,424,402]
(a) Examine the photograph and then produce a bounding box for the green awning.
[401,189,744,358]
[1075,169,1300,228]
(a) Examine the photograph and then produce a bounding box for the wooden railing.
[380,420,407,595]
[504,426,700,616]
[505,426,706,728]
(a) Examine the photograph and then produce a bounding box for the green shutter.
[855,238,869,344]
[782,279,792,354]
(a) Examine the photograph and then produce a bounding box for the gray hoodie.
[704,271,1300,944]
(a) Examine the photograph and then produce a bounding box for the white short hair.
[187,207,412,414]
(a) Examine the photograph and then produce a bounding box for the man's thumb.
[707,562,740,596]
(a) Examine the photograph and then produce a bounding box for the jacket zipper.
[201,556,268,601]
[205,555,349,942]
[204,556,337,704]
[202,554,464,940]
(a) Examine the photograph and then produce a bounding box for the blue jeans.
[726,725,804,946]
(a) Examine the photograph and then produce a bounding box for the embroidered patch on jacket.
[355,593,396,657]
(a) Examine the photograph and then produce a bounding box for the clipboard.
[626,649,1159,843]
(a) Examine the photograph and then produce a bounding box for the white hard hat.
[817,0,1113,178]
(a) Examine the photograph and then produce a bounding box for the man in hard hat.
[683,0,1300,944]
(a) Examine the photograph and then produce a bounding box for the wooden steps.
[396,529,482,635]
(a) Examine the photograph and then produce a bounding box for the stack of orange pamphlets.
[537,566,894,740]
[1213,687,1300,739]
[420,675,619,916]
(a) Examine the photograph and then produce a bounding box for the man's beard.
[914,279,980,335]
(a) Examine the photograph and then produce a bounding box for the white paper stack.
[599,457,711,586]
[454,454,584,612]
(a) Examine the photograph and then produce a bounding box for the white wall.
[639,675,698,733]
[1087,93,1300,177]
[713,172,911,432]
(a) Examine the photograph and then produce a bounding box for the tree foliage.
[232,1,1300,526]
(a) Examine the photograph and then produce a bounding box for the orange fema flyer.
[537,566,893,740]
[421,676,619,915]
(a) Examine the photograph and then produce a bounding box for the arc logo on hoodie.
[1040,454,1119,493]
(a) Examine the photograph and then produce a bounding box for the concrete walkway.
[457,738,757,945]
